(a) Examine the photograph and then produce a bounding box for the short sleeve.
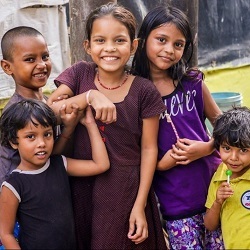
[54,61,96,95]
[1,181,21,202]
[139,77,166,119]
[205,174,218,209]
[61,155,67,170]
[54,62,79,94]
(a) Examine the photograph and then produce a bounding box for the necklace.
[97,71,129,90]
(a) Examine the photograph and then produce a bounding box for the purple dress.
[55,61,167,249]
[153,74,221,221]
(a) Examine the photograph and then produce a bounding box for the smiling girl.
[132,5,224,249]
[48,3,166,249]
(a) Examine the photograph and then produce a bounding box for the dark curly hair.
[0,99,57,148]
[213,106,250,150]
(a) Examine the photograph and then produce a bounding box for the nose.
[36,60,46,69]
[104,43,116,52]
[164,42,174,54]
[230,150,239,161]
[37,137,46,148]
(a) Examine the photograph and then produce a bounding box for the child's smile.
[220,143,250,178]
[12,120,54,171]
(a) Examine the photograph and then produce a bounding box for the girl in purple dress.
[48,3,167,249]
[132,6,224,250]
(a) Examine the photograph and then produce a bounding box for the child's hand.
[127,207,148,244]
[171,138,213,164]
[157,149,177,170]
[216,181,234,205]
[60,103,83,135]
[80,106,96,127]
[88,90,116,124]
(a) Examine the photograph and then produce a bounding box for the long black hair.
[132,6,195,84]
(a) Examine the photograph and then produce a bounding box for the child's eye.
[241,148,248,153]
[25,58,35,63]
[27,134,35,139]
[116,38,126,43]
[42,54,50,61]
[222,145,230,151]
[45,132,53,138]
[157,37,166,43]
[175,42,185,48]
[94,38,105,43]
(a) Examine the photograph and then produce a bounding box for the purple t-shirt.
[153,73,221,220]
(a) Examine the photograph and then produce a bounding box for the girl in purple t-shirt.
[132,5,224,250]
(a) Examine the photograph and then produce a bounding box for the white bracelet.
[86,90,92,106]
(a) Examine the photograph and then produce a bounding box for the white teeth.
[34,73,45,77]
[37,152,45,155]
[102,57,117,61]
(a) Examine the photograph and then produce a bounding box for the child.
[0,26,81,186]
[0,26,86,249]
[132,6,224,249]
[0,26,51,185]
[48,3,167,249]
[204,106,250,249]
[0,26,115,186]
[0,99,110,249]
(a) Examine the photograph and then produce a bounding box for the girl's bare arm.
[66,106,110,176]
[47,84,117,124]
[128,115,159,244]
[202,81,222,127]
[0,186,21,249]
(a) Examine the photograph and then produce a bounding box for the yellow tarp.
[204,64,250,108]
